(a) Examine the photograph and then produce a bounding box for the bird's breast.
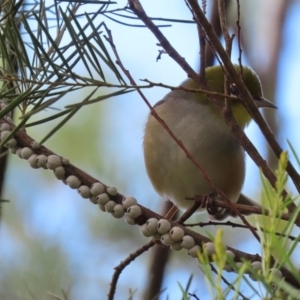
[143,98,245,211]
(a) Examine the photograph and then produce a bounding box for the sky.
[1,1,300,299]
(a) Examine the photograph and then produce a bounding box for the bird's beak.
[254,97,277,109]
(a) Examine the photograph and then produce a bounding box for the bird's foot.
[204,193,224,216]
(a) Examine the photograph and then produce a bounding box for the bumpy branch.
[0,117,299,294]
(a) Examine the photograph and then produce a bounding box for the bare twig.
[184,196,292,221]
[164,204,179,220]
[128,0,202,84]
[217,0,232,57]
[141,79,243,100]
[210,264,250,300]
[236,0,243,71]
[185,220,298,242]
[185,0,206,76]
[217,0,233,119]
[188,293,200,300]
[203,0,229,68]
[199,1,206,76]
[0,76,244,102]
[176,196,203,224]
[108,240,155,300]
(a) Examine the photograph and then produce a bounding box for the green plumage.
[181,64,264,128]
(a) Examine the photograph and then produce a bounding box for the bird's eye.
[229,83,239,96]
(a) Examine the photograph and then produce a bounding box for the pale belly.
[143,103,246,212]
[156,141,245,211]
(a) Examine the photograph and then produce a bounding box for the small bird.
[143,65,276,220]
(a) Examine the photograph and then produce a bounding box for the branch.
[1,118,299,290]
[185,220,298,242]
[184,196,292,221]
[108,240,155,300]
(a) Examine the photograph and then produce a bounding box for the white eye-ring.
[229,83,239,96]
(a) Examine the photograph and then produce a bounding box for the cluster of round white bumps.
[0,124,139,219]
[138,216,284,282]
[0,123,71,178]
[138,217,235,264]
[67,179,128,219]
[0,123,17,149]
[91,184,128,219]
[0,122,138,220]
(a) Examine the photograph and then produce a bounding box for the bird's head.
[184,64,276,128]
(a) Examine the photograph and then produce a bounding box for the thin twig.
[236,0,243,72]
[199,0,207,76]
[185,0,206,76]
[188,293,200,300]
[164,204,179,220]
[217,0,233,121]
[185,220,298,242]
[218,0,232,57]
[0,75,245,102]
[141,79,243,100]
[176,196,203,224]
[210,264,250,300]
[128,0,203,84]
[184,196,292,221]
[108,240,155,300]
